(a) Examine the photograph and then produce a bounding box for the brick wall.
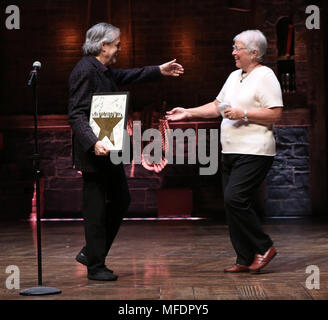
[260,0,310,107]
[0,118,223,219]
[0,0,254,115]
[0,0,87,115]
[0,119,312,219]
[0,118,83,219]
[0,0,316,113]
[1,0,325,219]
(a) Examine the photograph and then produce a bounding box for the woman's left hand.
[224,108,244,120]
[160,59,184,77]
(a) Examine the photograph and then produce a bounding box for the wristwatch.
[244,109,248,122]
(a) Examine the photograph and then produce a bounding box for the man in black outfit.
[68,22,184,281]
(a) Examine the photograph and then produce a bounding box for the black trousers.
[221,153,274,266]
[81,163,130,272]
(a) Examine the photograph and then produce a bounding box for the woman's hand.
[224,108,244,120]
[159,59,184,77]
[166,107,191,121]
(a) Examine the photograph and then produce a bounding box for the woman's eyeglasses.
[232,45,247,52]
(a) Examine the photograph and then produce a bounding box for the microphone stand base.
[20,286,62,296]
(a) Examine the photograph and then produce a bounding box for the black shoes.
[87,268,118,281]
[75,249,115,279]
[75,251,88,266]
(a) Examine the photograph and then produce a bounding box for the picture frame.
[89,92,129,151]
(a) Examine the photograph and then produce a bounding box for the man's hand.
[166,107,191,121]
[159,59,184,77]
[94,141,110,156]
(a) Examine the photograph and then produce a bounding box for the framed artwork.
[89,92,129,151]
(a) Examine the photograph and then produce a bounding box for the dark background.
[0,0,326,220]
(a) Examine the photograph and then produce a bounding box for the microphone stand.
[20,67,61,296]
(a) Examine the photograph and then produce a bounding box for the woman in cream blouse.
[166,30,283,273]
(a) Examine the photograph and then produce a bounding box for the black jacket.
[68,55,161,172]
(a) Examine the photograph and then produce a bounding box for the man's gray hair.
[82,22,120,56]
[233,30,267,61]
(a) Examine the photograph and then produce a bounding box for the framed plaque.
[89,92,129,151]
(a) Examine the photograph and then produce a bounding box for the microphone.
[28,61,42,86]
[33,61,42,70]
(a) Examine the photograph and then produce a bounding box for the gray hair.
[233,30,267,61]
[82,23,120,56]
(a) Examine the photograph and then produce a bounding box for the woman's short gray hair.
[233,30,267,61]
[82,23,120,56]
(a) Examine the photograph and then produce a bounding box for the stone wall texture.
[0,0,325,219]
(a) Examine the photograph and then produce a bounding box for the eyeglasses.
[232,45,247,52]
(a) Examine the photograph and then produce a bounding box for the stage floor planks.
[0,219,327,300]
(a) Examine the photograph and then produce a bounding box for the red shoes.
[248,247,277,273]
[224,247,277,273]
[224,264,249,273]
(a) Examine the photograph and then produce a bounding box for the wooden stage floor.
[0,218,327,300]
